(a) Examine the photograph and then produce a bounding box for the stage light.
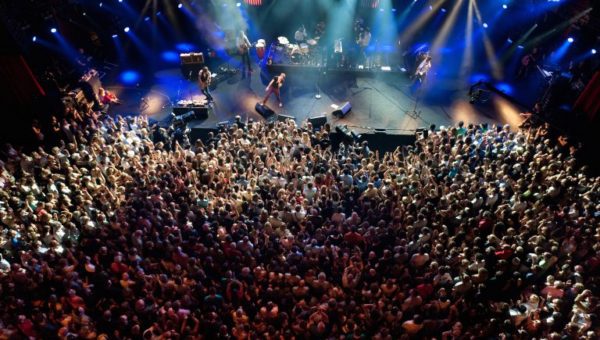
[592,49,597,54]
[507,38,513,43]
[236,2,241,7]
[431,0,465,64]
[178,3,183,8]
[124,27,130,33]
[119,70,140,85]
[156,11,161,16]
[567,37,574,43]
[144,16,150,21]
[112,34,118,38]
[483,23,488,28]
[50,28,57,33]
[99,2,103,7]
[119,0,123,2]
[502,4,508,9]
[441,8,447,13]
[32,36,37,42]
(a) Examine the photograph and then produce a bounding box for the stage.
[106,59,525,142]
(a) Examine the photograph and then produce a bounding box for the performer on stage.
[357,27,371,65]
[294,25,307,44]
[262,73,286,108]
[516,47,540,80]
[333,38,344,68]
[237,30,252,76]
[199,66,213,103]
[414,55,432,84]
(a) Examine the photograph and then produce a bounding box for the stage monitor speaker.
[309,115,327,129]
[277,114,295,122]
[255,103,275,119]
[332,101,352,117]
[173,106,209,120]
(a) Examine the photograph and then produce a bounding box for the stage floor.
[106,60,524,135]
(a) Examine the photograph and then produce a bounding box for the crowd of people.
[0,108,599,339]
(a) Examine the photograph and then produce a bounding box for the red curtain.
[574,71,600,122]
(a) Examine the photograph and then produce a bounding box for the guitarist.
[199,67,213,103]
[237,30,252,76]
[414,55,432,84]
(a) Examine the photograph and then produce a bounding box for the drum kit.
[275,35,320,65]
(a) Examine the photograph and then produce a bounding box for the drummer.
[294,25,307,44]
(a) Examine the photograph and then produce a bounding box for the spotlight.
[50,27,57,33]
[124,27,130,33]
[178,3,183,8]
[592,49,597,54]
[441,8,447,13]
[112,34,118,38]
[144,16,150,21]
[483,23,488,28]
[502,4,508,9]
[119,0,123,2]
[32,36,37,42]
[99,2,103,7]
[236,2,241,7]
[507,38,513,43]
[567,37,574,43]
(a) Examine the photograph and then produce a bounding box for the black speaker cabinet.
[255,103,275,119]
[309,115,327,129]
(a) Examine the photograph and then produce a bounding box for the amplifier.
[180,52,204,64]
[180,53,204,79]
